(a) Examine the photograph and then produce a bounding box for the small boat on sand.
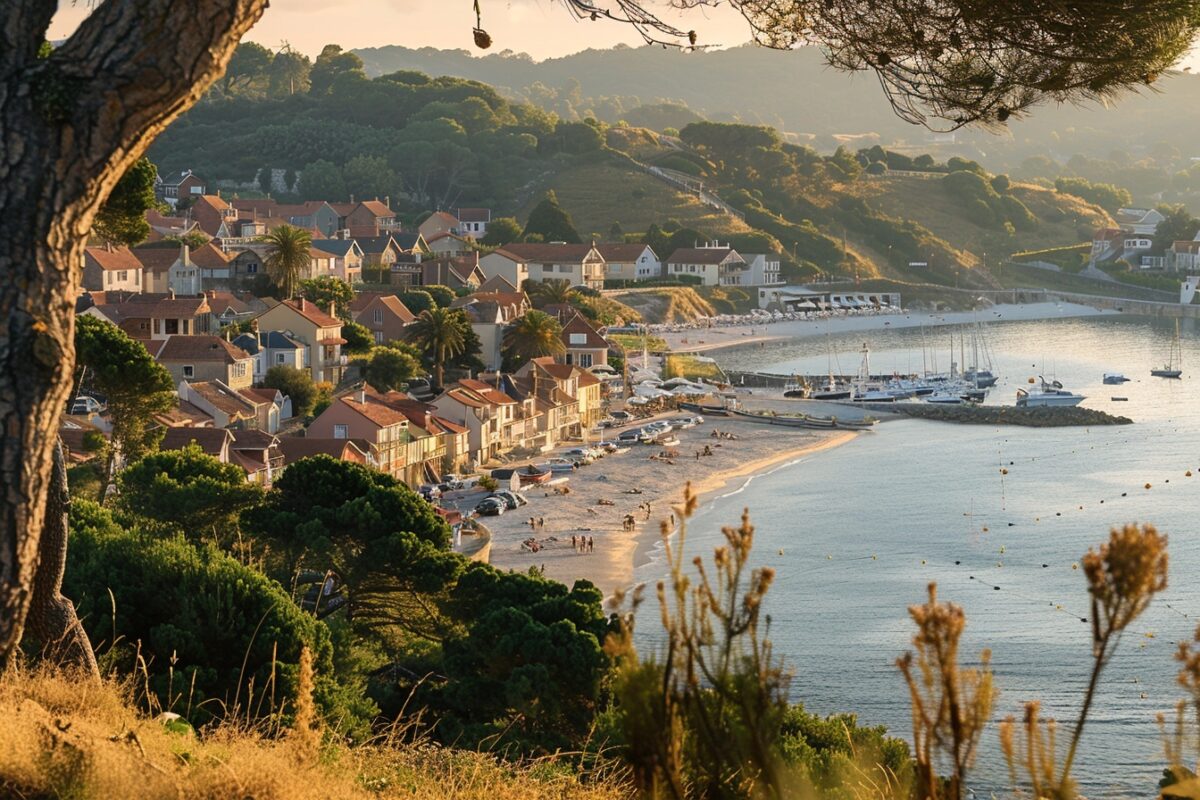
[517,464,552,485]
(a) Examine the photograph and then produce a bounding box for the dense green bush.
[65,501,374,735]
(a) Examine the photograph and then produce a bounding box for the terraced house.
[308,390,411,481]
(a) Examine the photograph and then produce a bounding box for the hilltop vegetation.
[152,45,1120,300]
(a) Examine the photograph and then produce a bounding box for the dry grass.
[0,665,631,800]
[610,287,716,324]
[518,162,749,239]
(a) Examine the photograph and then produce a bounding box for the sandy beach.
[663,301,1113,354]
[482,416,857,598]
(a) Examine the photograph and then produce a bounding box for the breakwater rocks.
[859,403,1132,427]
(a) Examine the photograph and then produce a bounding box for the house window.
[374,331,384,344]
[579,353,593,368]
[234,362,247,378]
[246,263,258,273]
[333,424,348,439]
[182,365,194,378]
[276,353,286,364]
[565,353,573,365]
[373,308,383,324]
[117,270,127,281]
[569,333,587,345]
[164,319,179,335]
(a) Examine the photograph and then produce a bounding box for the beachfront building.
[430,379,519,467]
[742,254,784,286]
[757,285,902,313]
[596,243,661,282]
[487,243,606,290]
[557,313,608,369]
[665,243,748,286]
[308,390,411,481]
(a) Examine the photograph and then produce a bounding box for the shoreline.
[626,429,858,593]
[482,419,859,598]
[664,301,1114,355]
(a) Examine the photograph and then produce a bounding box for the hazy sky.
[48,1,756,60]
[47,1,1200,68]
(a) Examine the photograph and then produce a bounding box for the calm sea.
[634,315,1200,798]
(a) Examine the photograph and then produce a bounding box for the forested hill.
[353,43,1200,174]
[149,49,1114,292]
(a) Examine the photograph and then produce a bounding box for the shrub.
[65,501,372,734]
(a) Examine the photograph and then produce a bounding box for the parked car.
[617,428,649,443]
[541,460,576,474]
[669,415,702,429]
[488,490,527,510]
[475,497,506,516]
[70,395,106,415]
[418,484,442,501]
[609,410,633,424]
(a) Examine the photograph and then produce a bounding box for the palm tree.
[503,310,565,366]
[528,278,574,309]
[408,306,467,390]
[262,224,312,299]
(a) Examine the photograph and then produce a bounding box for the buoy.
[999,545,1005,553]
[1072,562,1079,570]
[993,586,1000,590]
[1122,492,1127,497]
[1042,563,1049,568]
[1000,468,1008,475]
[954,560,961,565]
[1145,483,1152,489]
[778,549,784,555]
[1187,471,1193,477]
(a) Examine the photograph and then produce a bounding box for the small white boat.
[1152,320,1183,378]
[1016,378,1085,408]
[1103,373,1130,385]
[925,392,965,405]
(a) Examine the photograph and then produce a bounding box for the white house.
[1115,207,1166,236]
[454,208,492,239]
[232,330,307,382]
[742,253,784,286]
[487,242,605,290]
[664,243,748,286]
[596,243,661,281]
[479,248,531,290]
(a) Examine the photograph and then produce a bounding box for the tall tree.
[308,44,367,96]
[92,158,159,247]
[299,275,353,320]
[408,307,468,390]
[503,310,566,366]
[263,224,313,300]
[522,191,582,243]
[74,317,176,481]
[220,41,272,97]
[115,444,264,544]
[361,347,421,393]
[267,46,311,96]
[479,216,523,247]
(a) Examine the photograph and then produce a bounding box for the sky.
[48,0,757,60]
[46,1,1200,68]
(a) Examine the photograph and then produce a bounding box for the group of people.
[710,429,739,440]
[527,517,545,530]
[571,534,594,553]
[694,444,716,461]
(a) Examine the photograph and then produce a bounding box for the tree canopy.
[523,191,582,243]
[74,316,176,474]
[92,158,159,247]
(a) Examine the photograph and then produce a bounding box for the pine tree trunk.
[0,0,266,667]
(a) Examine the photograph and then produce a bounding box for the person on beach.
[571,534,577,551]
[588,536,594,552]
[538,517,544,529]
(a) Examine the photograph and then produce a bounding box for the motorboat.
[516,465,553,486]
[925,392,964,405]
[1016,378,1085,408]
[1103,373,1130,385]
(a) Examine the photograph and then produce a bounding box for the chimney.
[216,189,221,198]
[349,194,355,204]
[168,288,175,300]
[384,196,390,209]
[358,388,366,404]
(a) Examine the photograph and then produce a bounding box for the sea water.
[634,315,1200,797]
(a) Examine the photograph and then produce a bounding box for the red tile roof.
[84,246,143,272]
[495,243,600,262]
[156,335,251,364]
[280,298,342,328]
[341,394,411,428]
[595,243,656,262]
[561,313,607,349]
[357,200,394,218]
